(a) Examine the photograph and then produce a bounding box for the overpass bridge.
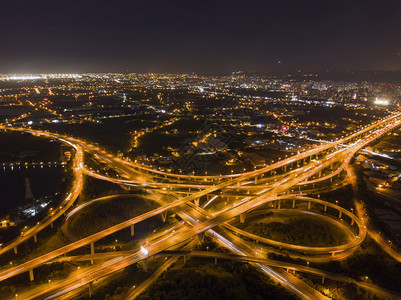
[1,112,401,299]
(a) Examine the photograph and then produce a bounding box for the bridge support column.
[90,242,95,264]
[194,199,200,207]
[184,255,187,264]
[161,211,168,223]
[29,268,34,281]
[338,211,342,218]
[89,281,93,298]
[254,177,258,184]
[318,171,321,177]
[292,199,296,208]
[50,221,53,229]
[351,219,354,225]
[13,246,17,255]
[322,276,325,284]
[308,201,311,210]
[130,224,135,237]
[240,213,246,223]
[324,205,327,212]
[34,234,37,243]
[198,232,205,243]
[214,257,217,265]
[330,177,333,182]
[144,258,148,272]
[278,200,281,209]
[283,166,287,172]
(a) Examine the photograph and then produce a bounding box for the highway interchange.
[1,112,401,299]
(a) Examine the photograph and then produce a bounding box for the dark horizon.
[1,0,400,74]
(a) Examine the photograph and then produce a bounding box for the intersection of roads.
[1,112,401,299]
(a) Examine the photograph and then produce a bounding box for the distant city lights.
[0,74,82,81]
[374,98,389,106]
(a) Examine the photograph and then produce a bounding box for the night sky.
[0,0,400,73]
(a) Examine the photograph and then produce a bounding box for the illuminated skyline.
[1,1,401,299]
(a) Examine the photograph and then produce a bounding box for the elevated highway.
[2,112,401,299]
